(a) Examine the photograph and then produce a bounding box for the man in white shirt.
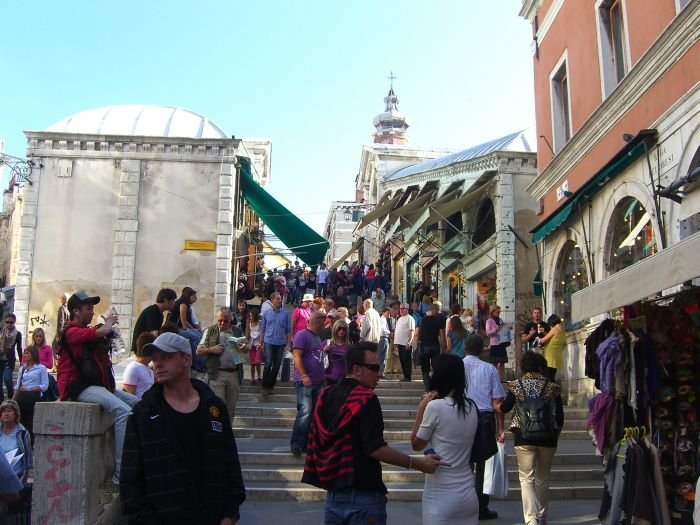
[394,303,416,382]
[316,263,329,297]
[360,299,381,345]
[463,333,505,520]
[377,308,392,377]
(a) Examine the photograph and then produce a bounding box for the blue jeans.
[420,345,441,391]
[325,489,387,525]
[0,360,15,401]
[77,386,138,480]
[377,337,389,376]
[178,328,205,372]
[262,343,285,390]
[290,382,322,451]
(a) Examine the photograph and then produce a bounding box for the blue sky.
[1,0,534,234]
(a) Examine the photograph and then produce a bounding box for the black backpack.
[515,379,558,441]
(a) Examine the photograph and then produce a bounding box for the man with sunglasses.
[0,314,22,401]
[303,343,447,524]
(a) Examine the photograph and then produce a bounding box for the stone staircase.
[234,375,605,502]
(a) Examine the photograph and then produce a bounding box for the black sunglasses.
[360,363,380,372]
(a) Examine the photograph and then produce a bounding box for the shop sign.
[184,240,216,251]
[650,132,682,180]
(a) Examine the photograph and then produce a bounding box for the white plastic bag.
[482,442,508,498]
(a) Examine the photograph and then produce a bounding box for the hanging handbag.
[469,399,498,463]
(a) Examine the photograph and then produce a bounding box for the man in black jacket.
[120,332,245,524]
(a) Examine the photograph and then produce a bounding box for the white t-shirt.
[394,315,416,346]
[317,268,328,284]
[122,361,154,399]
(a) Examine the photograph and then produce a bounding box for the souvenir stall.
[585,288,699,525]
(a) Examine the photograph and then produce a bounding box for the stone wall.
[32,402,121,525]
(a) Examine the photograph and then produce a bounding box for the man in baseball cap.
[66,291,100,313]
[121,332,246,523]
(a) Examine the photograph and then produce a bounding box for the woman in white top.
[122,332,155,399]
[13,346,48,440]
[411,353,479,525]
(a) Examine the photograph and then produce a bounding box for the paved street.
[240,499,601,524]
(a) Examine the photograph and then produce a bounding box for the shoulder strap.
[18,367,25,388]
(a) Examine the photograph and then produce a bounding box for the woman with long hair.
[411,353,479,524]
[323,320,350,385]
[170,287,203,371]
[26,327,54,369]
[234,300,249,333]
[446,316,469,359]
[497,351,564,525]
[536,314,566,381]
[13,346,48,441]
[486,304,507,381]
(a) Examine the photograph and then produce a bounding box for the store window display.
[607,198,658,274]
[554,240,589,329]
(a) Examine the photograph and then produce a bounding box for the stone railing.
[32,402,121,525]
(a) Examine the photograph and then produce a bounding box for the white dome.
[46,105,228,139]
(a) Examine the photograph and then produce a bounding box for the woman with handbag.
[411,353,479,525]
[497,351,564,525]
[13,346,49,442]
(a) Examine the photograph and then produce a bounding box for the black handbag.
[468,399,498,463]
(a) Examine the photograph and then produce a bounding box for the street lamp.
[343,208,352,222]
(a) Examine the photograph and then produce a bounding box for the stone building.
[520,0,699,403]
[11,105,271,347]
[364,131,539,375]
[350,87,452,265]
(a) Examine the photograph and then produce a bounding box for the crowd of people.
[0,258,575,524]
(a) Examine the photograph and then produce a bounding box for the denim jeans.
[325,489,387,525]
[420,345,440,391]
[0,360,15,401]
[78,386,139,480]
[290,382,322,451]
[178,328,205,372]
[262,343,285,390]
[377,337,389,375]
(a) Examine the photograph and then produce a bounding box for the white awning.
[354,191,403,232]
[329,237,364,269]
[571,231,700,322]
[424,182,492,229]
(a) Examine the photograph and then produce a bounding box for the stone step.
[237,451,602,467]
[233,415,590,431]
[233,427,592,440]
[234,416,415,429]
[242,481,603,502]
[238,394,424,404]
[239,381,427,393]
[241,465,603,483]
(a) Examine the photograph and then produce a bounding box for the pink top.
[21,344,54,369]
[292,306,312,335]
[485,317,502,347]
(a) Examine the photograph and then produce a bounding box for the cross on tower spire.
[387,71,397,90]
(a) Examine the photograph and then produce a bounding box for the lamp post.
[343,208,352,222]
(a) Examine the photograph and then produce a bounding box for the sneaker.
[291,447,302,457]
